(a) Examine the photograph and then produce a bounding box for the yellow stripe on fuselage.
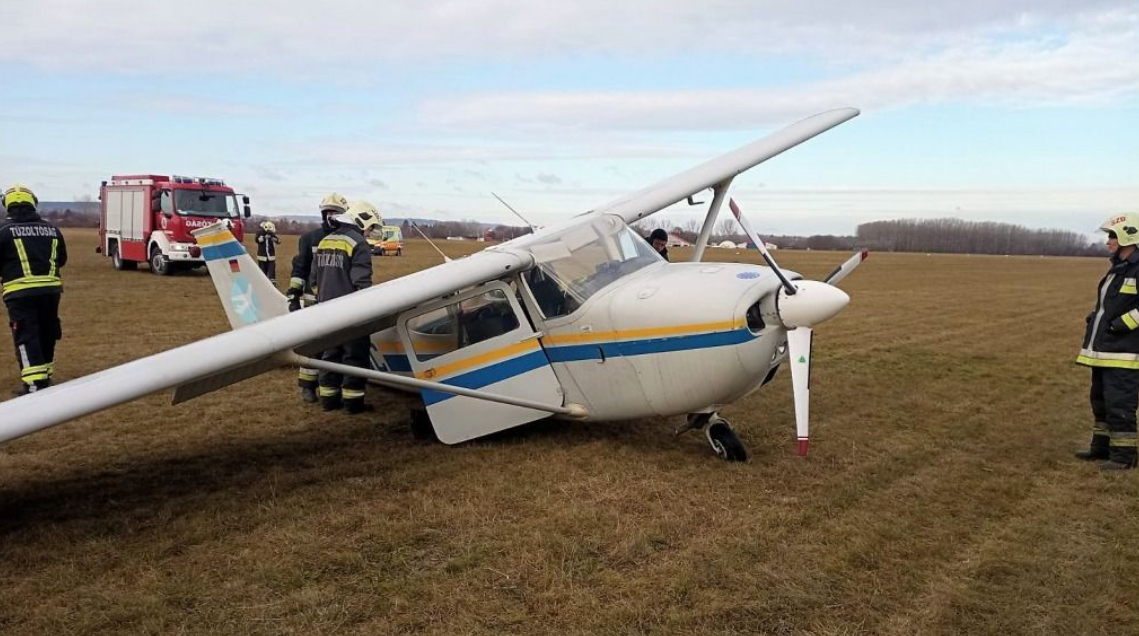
[196,232,237,247]
[415,340,540,380]
[378,339,458,355]
[542,319,746,345]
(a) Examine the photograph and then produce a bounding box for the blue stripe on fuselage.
[201,241,246,261]
[544,328,756,363]
[421,350,550,406]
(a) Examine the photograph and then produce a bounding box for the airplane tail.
[193,222,288,329]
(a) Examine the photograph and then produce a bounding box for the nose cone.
[777,281,850,328]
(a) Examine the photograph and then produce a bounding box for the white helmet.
[342,200,382,234]
[319,192,349,214]
[259,220,277,233]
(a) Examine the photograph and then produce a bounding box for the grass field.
[1,228,1136,635]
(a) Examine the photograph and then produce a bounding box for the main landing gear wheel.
[705,417,748,462]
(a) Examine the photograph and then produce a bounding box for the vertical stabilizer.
[193,222,287,329]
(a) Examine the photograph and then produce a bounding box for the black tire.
[111,243,137,271]
[379,247,386,256]
[396,248,403,256]
[707,421,748,462]
[150,246,172,276]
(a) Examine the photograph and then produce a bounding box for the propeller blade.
[824,250,869,286]
[728,198,797,296]
[787,327,813,456]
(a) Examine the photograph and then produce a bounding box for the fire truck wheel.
[111,244,137,271]
[150,246,172,276]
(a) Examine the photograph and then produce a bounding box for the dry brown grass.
[1,228,1136,635]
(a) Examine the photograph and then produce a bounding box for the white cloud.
[420,17,1139,131]
[2,1,1133,73]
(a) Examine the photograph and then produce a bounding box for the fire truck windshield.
[174,190,238,218]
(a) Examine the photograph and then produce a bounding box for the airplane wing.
[595,108,859,224]
[0,231,533,444]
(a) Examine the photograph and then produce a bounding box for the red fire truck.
[97,175,251,275]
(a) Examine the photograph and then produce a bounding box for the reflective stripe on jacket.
[313,226,372,302]
[0,218,67,299]
[1078,250,1139,369]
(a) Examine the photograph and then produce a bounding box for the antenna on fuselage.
[410,222,452,263]
[491,192,537,231]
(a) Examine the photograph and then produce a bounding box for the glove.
[1109,319,1128,335]
[286,289,302,312]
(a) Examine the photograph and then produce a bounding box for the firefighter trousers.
[318,336,370,401]
[257,258,277,283]
[1090,367,1139,461]
[5,293,62,389]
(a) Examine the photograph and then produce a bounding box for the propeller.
[729,198,859,456]
[824,250,869,286]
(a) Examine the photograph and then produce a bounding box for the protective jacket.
[255,230,279,262]
[1078,249,1139,368]
[313,224,372,302]
[288,223,332,297]
[0,215,67,300]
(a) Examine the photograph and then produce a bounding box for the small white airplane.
[0,108,866,461]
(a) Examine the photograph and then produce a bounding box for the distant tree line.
[856,218,1099,256]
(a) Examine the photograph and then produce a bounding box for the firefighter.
[254,220,281,283]
[1076,213,1139,470]
[313,200,381,413]
[287,193,348,403]
[0,184,67,395]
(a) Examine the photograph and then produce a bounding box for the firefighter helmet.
[260,220,277,233]
[341,200,382,234]
[319,192,349,214]
[1100,213,1139,247]
[2,184,38,212]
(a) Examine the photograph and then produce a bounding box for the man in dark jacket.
[313,200,380,414]
[1076,213,1139,470]
[0,184,67,395]
[254,220,281,283]
[286,193,348,403]
[646,228,670,262]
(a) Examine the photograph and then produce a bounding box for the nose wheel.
[678,412,749,462]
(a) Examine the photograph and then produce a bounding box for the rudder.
[193,222,287,329]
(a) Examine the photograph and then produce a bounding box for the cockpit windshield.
[523,215,662,318]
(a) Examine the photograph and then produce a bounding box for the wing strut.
[689,180,732,263]
[288,354,588,418]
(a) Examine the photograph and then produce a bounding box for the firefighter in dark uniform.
[0,184,67,395]
[287,193,348,403]
[1076,213,1139,470]
[313,200,380,413]
[254,220,280,284]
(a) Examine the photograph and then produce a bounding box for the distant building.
[717,240,737,249]
[666,232,692,247]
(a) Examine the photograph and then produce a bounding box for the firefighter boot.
[1101,449,1137,471]
[300,385,318,404]
[321,395,343,412]
[344,398,374,415]
[12,379,51,397]
[1076,431,1110,461]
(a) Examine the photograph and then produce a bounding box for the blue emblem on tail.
[230,275,260,324]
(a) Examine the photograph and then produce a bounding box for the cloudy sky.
[2,1,1137,235]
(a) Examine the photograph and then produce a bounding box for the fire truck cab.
[98,175,251,275]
